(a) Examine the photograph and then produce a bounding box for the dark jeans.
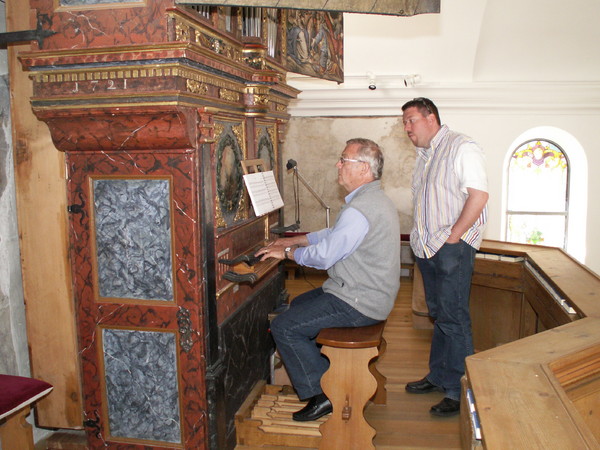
[270,287,380,400]
[416,240,476,401]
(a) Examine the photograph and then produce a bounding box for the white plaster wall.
[343,0,487,82]
[474,0,600,82]
[282,116,414,234]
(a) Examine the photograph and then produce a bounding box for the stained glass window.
[506,140,569,248]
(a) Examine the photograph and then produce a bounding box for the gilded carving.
[171,13,243,64]
[219,88,240,102]
[214,122,225,141]
[243,55,264,70]
[266,126,276,152]
[242,51,265,70]
[194,28,213,47]
[253,94,269,106]
[175,22,191,42]
[215,193,226,228]
[245,85,270,106]
[231,123,245,150]
[187,79,209,95]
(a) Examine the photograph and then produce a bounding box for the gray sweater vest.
[323,180,401,320]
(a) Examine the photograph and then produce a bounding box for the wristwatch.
[284,246,293,259]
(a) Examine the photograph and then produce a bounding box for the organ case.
[19,2,299,448]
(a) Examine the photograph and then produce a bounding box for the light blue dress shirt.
[294,186,370,270]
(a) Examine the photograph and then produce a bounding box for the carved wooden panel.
[67,150,207,448]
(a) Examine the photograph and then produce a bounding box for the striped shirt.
[410,125,488,258]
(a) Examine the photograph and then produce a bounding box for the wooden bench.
[316,321,386,450]
[0,375,53,450]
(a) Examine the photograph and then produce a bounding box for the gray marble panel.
[103,328,181,443]
[93,178,173,301]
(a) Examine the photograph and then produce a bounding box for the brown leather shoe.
[430,397,460,417]
[405,377,444,394]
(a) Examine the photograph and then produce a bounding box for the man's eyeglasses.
[413,97,433,115]
[339,157,365,165]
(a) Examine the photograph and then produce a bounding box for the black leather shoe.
[292,393,332,422]
[430,397,460,417]
[405,377,444,394]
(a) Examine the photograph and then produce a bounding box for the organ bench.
[317,322,386,450]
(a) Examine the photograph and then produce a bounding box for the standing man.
[256,138,401,422]
[402,98,488,417]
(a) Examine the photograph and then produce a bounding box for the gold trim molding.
[30,63,245,93]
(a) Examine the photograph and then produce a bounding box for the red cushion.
[0,374,53,420]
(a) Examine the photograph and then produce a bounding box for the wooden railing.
[458,240,600,449]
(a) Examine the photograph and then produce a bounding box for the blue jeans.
[270,288,380,400]
[416,240,476,401]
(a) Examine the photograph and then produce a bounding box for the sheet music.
[243,170,284,216]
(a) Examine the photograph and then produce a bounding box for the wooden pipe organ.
[18,1,300,448]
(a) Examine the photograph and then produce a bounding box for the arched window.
[503,127,587,263]
[506,140,569,248]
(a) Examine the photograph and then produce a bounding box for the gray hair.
[346,138,384,179]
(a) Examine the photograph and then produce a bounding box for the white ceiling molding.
[286,75,600,117]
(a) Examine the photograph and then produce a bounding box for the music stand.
[287,159,331,229]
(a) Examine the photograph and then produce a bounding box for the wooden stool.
[0,374,53,450]
[316,321,386,450]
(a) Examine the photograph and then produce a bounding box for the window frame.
[504,138,571,249]
[502,126,587,264]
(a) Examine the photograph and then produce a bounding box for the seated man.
[256,138,401,421]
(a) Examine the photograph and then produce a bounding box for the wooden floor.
[238,269,461,449]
